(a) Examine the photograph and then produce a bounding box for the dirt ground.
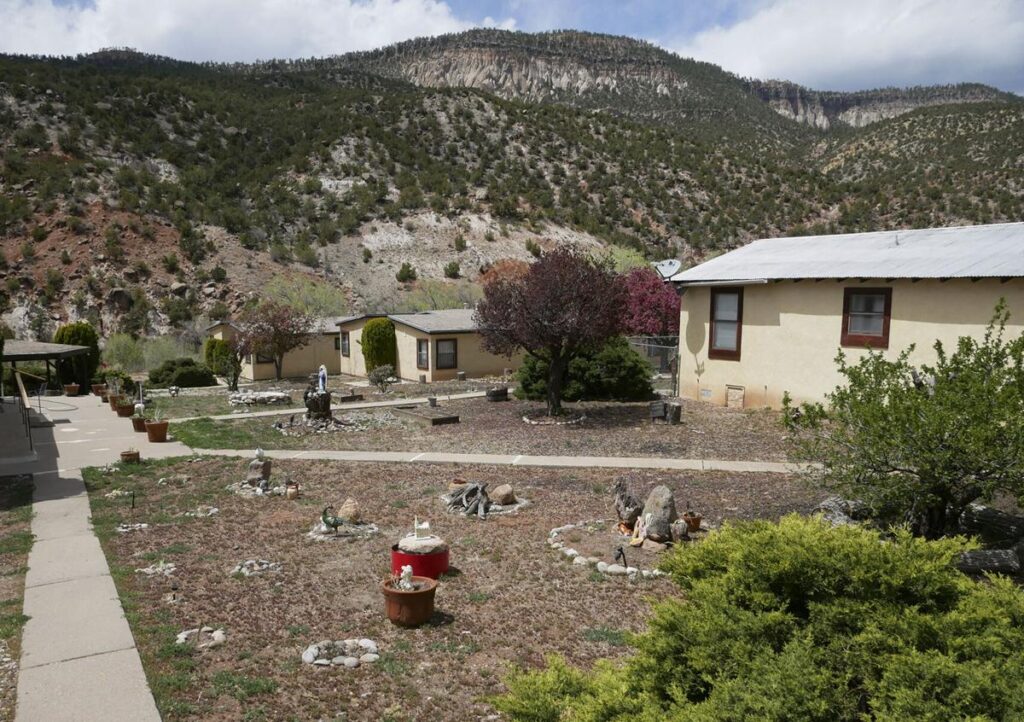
[83,457,820,721]
[173,396,791,462]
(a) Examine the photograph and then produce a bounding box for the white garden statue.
[318,364,328,393]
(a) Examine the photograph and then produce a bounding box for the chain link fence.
[626,336,679,396]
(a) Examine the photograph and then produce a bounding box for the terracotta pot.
[683,513,703,534]
[285,483,300,500]
[391,544,450,580]
[115,402,135,418]
[91,383,107,396]
[145,420,169,443]
[131,417,148,432]
[108,394,120,410]
[64,383,80,396]
[120,450,140,464]
[381,576,438,628]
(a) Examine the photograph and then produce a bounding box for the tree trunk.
[546,352,568,416]
[914,499,966,540]
[274,356,283,381]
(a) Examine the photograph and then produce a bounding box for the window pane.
[849,314,883,335]
[417,340,428,367]
[712,321,737,350]
[714,293,739,322]
[850,293,885,314]
[436,340,456,368]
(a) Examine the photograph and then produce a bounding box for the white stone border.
[523,413,586,426]
[547,519,667,581]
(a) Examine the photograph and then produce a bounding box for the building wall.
[241,333,341,382]
[678,278,1024,409]
[338,320,370,378]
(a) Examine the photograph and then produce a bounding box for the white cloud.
[673,0,1024,92]
[0,0,515,61]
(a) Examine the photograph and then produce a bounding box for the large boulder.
[956,549,1021,576]
[641,485,677,542]
[491,484,516,505]
[613,478,643,528]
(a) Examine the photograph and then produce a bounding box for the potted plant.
[131,409,148,433]
[64,382,80,396]
[115,396,136,417]
[120,448,140,464]
[381,566,438,628]
[91,382,107,397]
[145,412,169,443]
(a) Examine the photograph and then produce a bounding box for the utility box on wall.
[726,385,745,409]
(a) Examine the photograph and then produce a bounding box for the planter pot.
[115,402,135,418]
[285,483,300,500]
[120,450,140,464]
[108,394,122,411]
[145,420,169,443]
[64,384,80,396]
[683,513,703,534]
[391,544,450,580]
[131,417,148,433]
[91,384,107,396]
[381,576,438,628]
[427,397,438,408]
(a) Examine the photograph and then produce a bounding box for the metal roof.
[670,222,1024,285]
[2,340,91,362]
[388,309,479,334]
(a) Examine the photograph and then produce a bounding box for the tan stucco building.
[672,222,1024,409]
[206,317,347,381]
[338,309,520,382]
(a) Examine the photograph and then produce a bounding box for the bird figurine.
[255,447,265,460]
[321,505,345,534]
[613,545,627,568]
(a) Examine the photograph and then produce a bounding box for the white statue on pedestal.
[317,364,327,393]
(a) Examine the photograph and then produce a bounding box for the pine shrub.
[52,321,101,387]
[361,318,397,370]
[515,337,653,402]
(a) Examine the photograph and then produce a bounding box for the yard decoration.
[120,448,140,464]
[475,246,626,416]
[381,566,438,627]
[444,482,490,518]
[245,448,272,487]
[391,518,450,579]
[63,382,79,396]
[131,415,148,432]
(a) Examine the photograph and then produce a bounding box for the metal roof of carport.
[670,222,1024,286]
[1,340,91,362]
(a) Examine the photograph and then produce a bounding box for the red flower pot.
[131,417,148,432]
[145,420,169,443]
[115,402,135,418]
[391,544,450,580]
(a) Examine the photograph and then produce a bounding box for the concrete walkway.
[174,389,490,423]
[197,447,805,473]
[10,395,190,722]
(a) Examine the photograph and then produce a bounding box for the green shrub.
[367,364,395,393]
[142,336,196,371]
[494,515,1024,721]
[444,261,461,279]
[516,337,653,402]
[203,337,240,388]
[93,367,137,395]
[361,318,397,370]
[396,262,417,282]
[210,265,227,282]
[103,333,145,372]
[148,358,215,388]
[52,321,101,387]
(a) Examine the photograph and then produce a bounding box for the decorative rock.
[957,549,1021,575]
[670,519,690,542]
[613,478,643,528]
[561,548,579,559]
[343,639,361,656]
[184,505,219,518]
[573,555,591,566]
[302,646,318,664]
[231,559,282,576]
[136,561,176,577]
[640,485,678,542]
[116,522,148,533]
[358,639,378,653]
[641,539,667,552]
[246,456,272,486]
[596,562,609,573]
[343,657,360,668]
[605,564,628,576]
[586,557,601,565]
[313,659,331,666]
[360,653,379,663]
[331,656,346,666]
[491,484,516,505]
[337,498,361,523]
[397,534,449,554]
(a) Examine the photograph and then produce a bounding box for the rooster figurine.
[321,505,345,534]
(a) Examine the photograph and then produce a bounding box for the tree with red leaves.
[238,301,314,381]
[475,246,625,416]
[622,267,680,336]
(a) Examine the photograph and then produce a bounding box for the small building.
[205,317,350,382]
[338,309,520,382]
[670,222,1024,409]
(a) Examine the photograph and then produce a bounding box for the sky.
[0,0,1021,93]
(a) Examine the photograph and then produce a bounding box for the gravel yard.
[172,397,791,462]
[82,457,820,721]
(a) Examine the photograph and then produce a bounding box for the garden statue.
[245,447,272,487]
[304,376,332,421]
[318,364,328,393]
[397,564,414,590]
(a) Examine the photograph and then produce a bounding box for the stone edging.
[547,519,667,580]
[523,413,586,426]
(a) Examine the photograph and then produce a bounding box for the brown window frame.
[340,331,350,357]
[841,287,892,349]
[708,287,743,361]
[416,339,429,369]
[435,338,458,370]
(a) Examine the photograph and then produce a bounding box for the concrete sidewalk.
[13,395,190,722]
[175,389,490,422]
[197,447,806,474]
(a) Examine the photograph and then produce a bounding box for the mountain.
[0,32,1022,339]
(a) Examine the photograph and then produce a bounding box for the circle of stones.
[547,519,667,580]
[301,638,380,669]
[522,413,586,426]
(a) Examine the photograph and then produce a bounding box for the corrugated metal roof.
[670,222,1024,285]
[388,309,478,334]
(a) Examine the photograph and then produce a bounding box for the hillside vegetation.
[0,30,1022,336]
